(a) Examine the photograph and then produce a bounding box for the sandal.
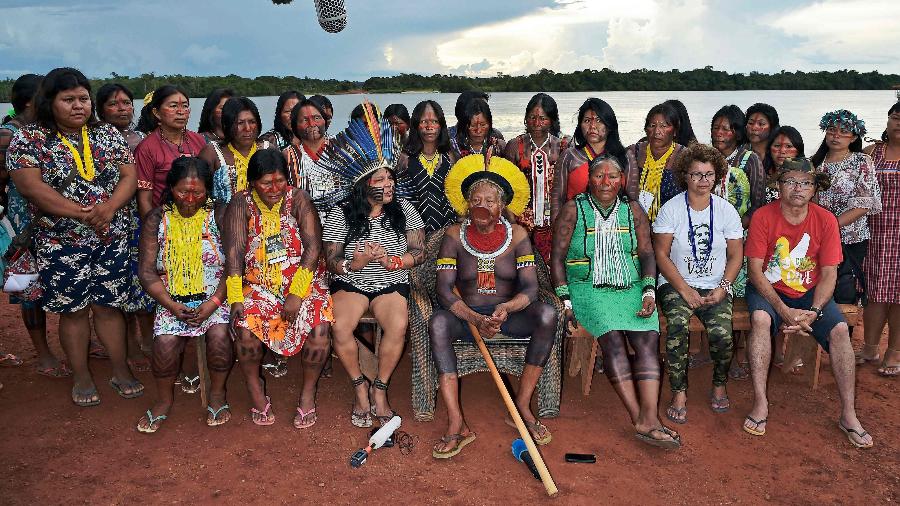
[127,357,151,373]
[743,415,767,436]
[710,388,730,413]
[877,349,900,377]
[109,377,145,399]
[728,362,750,381]
[0,353,23,367]
[250,396,275,426]
[207,403,231,427]
[350,376,372,428]
[36,361,72,378]
[635,427,681,449]
[71,385,100,407]
[136,409,168,434]
[88,340,109,359]
[370,378,397,426]
[293,406,317,429]
[262,357,288,378]
[432,431,477,459]
[665,404,687,424]
[855,344,880,365]
[181,375,201,394]
[504,417,552,445]
[838,421,874,449]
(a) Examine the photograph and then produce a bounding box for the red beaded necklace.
[464,220,506,253]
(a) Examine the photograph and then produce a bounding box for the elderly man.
[743,157,873,448]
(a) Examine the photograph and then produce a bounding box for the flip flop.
[88,341,109,359]
[137,409,168,434]
[251,396,275,426]
[504,417,552,445]
[36,362,72,378]
[728,362,750,381]
[71,385,100,407]
[878,364,900,377]
[109,377,145,399]
[181,375,201,394]
[432,432,477,459]
[635,427,681,449]
[127,357,151,373]
[743,416,767,436]
[710,391,730,413]
[207,404,231,427]
[0,353,23,367]
[293,406,317,429]
[665,404,687,424]
[838,421,874,449]
[262,359,288,378]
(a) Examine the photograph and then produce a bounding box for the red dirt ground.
[0,304,897,505]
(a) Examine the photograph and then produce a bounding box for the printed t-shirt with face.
[745,201,843,298]
[653,192,744,289]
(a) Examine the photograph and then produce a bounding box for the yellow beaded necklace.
[164,206,207,296]
[57,125,95,181]
[419,152,440,177]
[251,189,285,292]
[639,143,674,221]
[228,142,257,194]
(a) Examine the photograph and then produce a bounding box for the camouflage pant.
[659,284,734,392]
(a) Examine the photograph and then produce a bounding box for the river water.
[4,90,897,148]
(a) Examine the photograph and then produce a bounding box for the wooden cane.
[453,289,559,497]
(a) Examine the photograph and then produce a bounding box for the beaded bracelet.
[641,276,656,291]
[554,284,570,298]
[226,275,244,305]
[288,267,314,298]
[386,255,404,271]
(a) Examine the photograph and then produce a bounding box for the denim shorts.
[745,283,845,353]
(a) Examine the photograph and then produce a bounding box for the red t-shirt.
[746,201,843,298]
[135,130,207,206]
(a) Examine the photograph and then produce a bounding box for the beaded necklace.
[57,125,95,181]
[460,216,513,295]
[639,143,674,221]
[251,189,285,292]
[228,142,258,194]
[529,134,552,227]
[419,151,441,177]
[163,205,207,296]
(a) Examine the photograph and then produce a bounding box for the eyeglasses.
[688,172,716,181]
[780,179,815,189]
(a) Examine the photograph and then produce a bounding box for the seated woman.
[429,154,557,459]
[224,148,333,427]
[552,155,680,449]
[319,102,425,429]
[653,143,744,424]
[136,157,231,432]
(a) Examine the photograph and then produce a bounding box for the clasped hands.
[473,304,508,339]
[679,286,727,310]
[353,241,398,270]
[78,202,114,235]
[779,307,817,338]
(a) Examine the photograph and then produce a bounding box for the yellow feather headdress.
[444,154,530,217]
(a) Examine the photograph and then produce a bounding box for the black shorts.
[330,279,410,302]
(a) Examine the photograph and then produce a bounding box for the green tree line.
[2,67,898,101]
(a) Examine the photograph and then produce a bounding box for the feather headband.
[819,109,866,137]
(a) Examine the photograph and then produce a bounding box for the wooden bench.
[567,298,860,394]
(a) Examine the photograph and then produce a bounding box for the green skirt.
[570,281,659,338]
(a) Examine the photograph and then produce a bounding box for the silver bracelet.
[341,259,352,274]
[642,289,656,300]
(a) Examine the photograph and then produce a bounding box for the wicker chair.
[408,227,564,422]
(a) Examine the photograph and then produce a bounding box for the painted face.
[467,113,489,144]
[467,180,503,226]
[388,115,409,136]
[417,104,440,144]
[279,97,300,130]
[171,175,207,216]
[153,92,190,131]
[580,108,608,145]
[525,105,551,138]
[588,161,623,205]
[686,160,716,194]
[824,125,857,152]
[746,112,771,144]
[778,170,816,206]
[769,134,799,169]
[101,90,134,130]
[52,86,91,132]
[213,96,229,130]
[251,171,289,206]
[645,113,675,150]
[232,109,259,146]
[711,116,737,154]
[295,105,327,142]
[367,168,395,205]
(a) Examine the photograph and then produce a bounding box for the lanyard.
[685,192,714,268]
[57,125,95,181]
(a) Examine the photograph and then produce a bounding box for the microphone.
[511,439,541,481]
[350,415,402,468]
[313,0,347,33]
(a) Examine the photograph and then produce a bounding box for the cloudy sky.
[1,0,898,80]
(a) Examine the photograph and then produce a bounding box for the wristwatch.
[809,306,824,321]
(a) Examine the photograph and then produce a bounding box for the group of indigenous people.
[1,67,897,455]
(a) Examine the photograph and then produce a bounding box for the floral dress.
[153,207,229,337]
[236,188,333,356]
[817,152,881,245]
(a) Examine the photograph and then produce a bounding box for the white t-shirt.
[653,192,743,289]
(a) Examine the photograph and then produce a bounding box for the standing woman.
[283,97,341,216]
[624,103,686,223]
[710,105,765,221]
[813,110,881,307]
[745,103,780,165]
[225,148,333,427]
[396,100,458,235]
[654,144,744,423]
[197,88,235,145]
[0,74,68,377]
[134,85,207,219]
[319,104,425,427]
[260,90,304,150]
[6,67,143,406]
[384,104,411,147]
[503,93,567,262]
[763,126,805,203]
[551,98,627,222]
[664,99,698,146]
[450,99,506,160]
[551,155,679,448]
[136,157,231,432]
[861,101,900,375]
